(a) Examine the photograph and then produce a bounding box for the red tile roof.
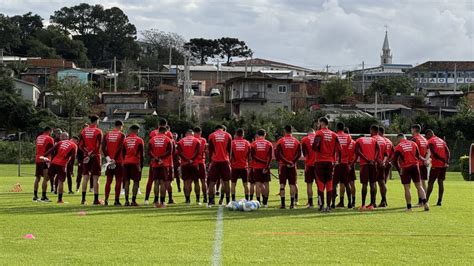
[26,59,76,69]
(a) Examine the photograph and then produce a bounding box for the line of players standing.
[33,115,450,212]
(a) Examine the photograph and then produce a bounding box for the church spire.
[381,28,392,65]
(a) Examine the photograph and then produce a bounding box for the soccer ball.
[251,200,261,209]
[243,201,253,212]
[237,200,245,211]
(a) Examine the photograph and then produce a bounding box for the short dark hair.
[159,118,168,126]
[236,128,244,136]
[158,126,167,133]
[284,125,292,133]
[43,126,52,132]
[370,125,379,132]
[257,129,266,136]
[378,126,385,134]
[215,124,224,130]
[114,120,123,127]
[165,125,170,130]
[343,127,350,134]
[193,126,202,133]
[72,136,79,140]
[411,124,421,133]
[318,117,329,125]
[397,133,405,138]
[425,129,434,137]
[89,115,99,123]
[186,129,194,134]
[336,122,344,131]
[130,124,140,130]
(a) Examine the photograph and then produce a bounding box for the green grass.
[0,164,472,265]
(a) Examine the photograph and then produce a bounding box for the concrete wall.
[105,102,147,115]
[14,81,40,106]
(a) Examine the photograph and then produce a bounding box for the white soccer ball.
[226,202,234,211]
[250,201,260,210]
[237,201,245,211]
[243,201,253,212]
[251,200,261,209]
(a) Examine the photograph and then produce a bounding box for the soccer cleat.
[306,204,314,209]
[424,203,430,211]
[318,205,324,212]
[197,202,202,206]
[290,205,295,209]
[154,203,162,208]
[124,201,130,206]
[336,202,344,208]
[41,197,51,203]
[405,208,413,212]
[89,188,93,193]
[324,206,331,213]
[178,188,181,193]
[51,186,55,193]
[57,200,65,204]
[33,196,39,202]
[131,202,139,207]
[378,202,387,208]
[144,200,150,205]
[279,205,286,209]
[330,203,336,209]
[347,203,353,209]
[81,200,87,205]
[137,189,142,195]
[114,201,122,206]
[295,201,299,206]
[203,198,207,203]
[93,200,102,205]
[358,205,367,211]
[436,201,442,206]
[366,205,375,210]
[161,203,167,208]
[216,191,220,196]
[263,204,269,208]
[76,189,80,193]
[104,200,108,206]
[218,199,223,205]
[68,191,74,194]
[168,199,176,204]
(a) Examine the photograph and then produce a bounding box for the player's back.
[178,135,199,159]
[123,134,144,164]
[395,139,418,168]
[428,136,447,167]
[52,140,78,166]
[104,129,125,162]
[209,129,232,162]
[149,134,172,166]
[231,137,250,168]
[81,125,102,154]
[315,128,338,162]
[276,134,299,164]
[373,135,387,160]
[35,134,54,161]
[336,131,351,163]
[356,136,377,164]
[251,137,272,168]
[301,133,316,165]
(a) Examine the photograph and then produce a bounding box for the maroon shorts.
[333,163,349,184]
[315,162,334,184]
[151,166,170,181]
[35,162,49,177]
[248,169,255,183]
[208,162,231,182]
[304,165,316,183]
[182,165,199,181]
[376,164,385,182]
[82,156,101,176]
[400,165,420,184]
[123,164,141,182]
[429,167,447,182]
[231,168,248,183]
[360,164,376,184]
[198,163,207,180]
[105,164,123,179]
[48,163,66,182]
[279,165,297,185]
[348,164,356,181]
[252,168,270,183]
[419,165,428,180]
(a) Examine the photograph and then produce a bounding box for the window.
[283,105,289,110]
[291,84,299,93]
[267,84,272,88]
[278,85,287,93]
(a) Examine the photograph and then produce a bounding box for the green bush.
[459,155,473,181]
[0,141,36,164]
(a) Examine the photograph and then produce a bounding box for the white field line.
[211,206,224,266]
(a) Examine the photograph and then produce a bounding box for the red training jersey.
[347,139,356,164]
[314,128,339,163]
[356,137,377,165]
[231,136,250,169]
[373,135,387,161]
[122,133,144,165]
[412,134,428,165]
[35,133,54,163]
[195,134,207,164]
[428,136,448,168]
[51,140,78,167]
[103,129,125,163]
[276,134,300,166]
[208,129,232,162]
[250,137,273,169]
[80,124,103,156]
[336,130,352,164]
[177,135,200,166]
[394,139,419,169]
[149,133,172,167]
[383,136,394,159]
[301,132,316,166]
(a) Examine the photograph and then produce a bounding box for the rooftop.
[411,61,474,71]
[27,58,76,69]
[104,97,148,104]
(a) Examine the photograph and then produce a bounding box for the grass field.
[0,164,472,265]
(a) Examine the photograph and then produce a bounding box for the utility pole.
[113,56,117,92]
[454,63,457,92]
[216,59,220,84]
[374,90,378,120]
[147,67,150,90]
[245,57,248,78]
[362,61,365,96]
[168,40,172,70]
[326,64,329,80]
[0,48,3,65]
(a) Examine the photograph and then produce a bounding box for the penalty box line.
[212,206,224,266]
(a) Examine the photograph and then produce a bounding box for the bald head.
[60,132,69,140]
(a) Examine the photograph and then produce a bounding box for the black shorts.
[105,163,123,179]
[333,163,349,184]
[429,167,447,182]
[419,165,428,180]
[83,156,101,176]
[315,162,334,184]
[400,165,420,184]
[198,163,207,180]
[252,168,270,183]
[231,168,248,183]
[48,163,66,182]
[360,164,376,184]
[182,165,199,181]
[304,165,316,183]
[348,164,356,181]
[35,162,49,177]
[152,166,170,181]
[376,163,385,182]
[208,162,231,182]
[279,165,297,185]
[123,164,141,182]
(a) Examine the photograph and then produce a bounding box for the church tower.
[380,30,392,65]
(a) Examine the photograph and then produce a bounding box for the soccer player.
[312,118,340,212]
[102,120,126,206]
[250,130,273,207]
[34,127,54,202]
[333,122,352,208]
[149,126,173,208]
[275,125,301,209]
[208,125,232,206]
[79,115,103,205]
[379,127,394,182]
[301,128,316,208]
[230,128,251,201]
[354,126,379,210]
[172,132,182,193]
[177,129,201,205]
[44,132,78,203]
[51,128,62,193]
[372,125,388,207]
[411,124,429,205]
[194,127,208,203]
[425,130,450,206]
[122,125,144,206]
[75,123,88,192]
[391,134,429,211]
[345,128,357,208]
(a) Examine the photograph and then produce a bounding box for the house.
[409,61,474,92]
[355,103,413,122]
[225,73,293,117]
[426,90,464,108]
[290,76,323,110]
[231,58,314,76]
[20,58,76,88]
[103,96,149,115]
[13,78,41,106]
[311,104,373,122]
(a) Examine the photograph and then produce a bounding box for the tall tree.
[218,37,252,65]
[186,38,220,65]
[10,12,43,54]
[0,14,20,53]
[141,29,186,69]
[321,78,353,104]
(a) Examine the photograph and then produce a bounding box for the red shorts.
[376,163,385,181]
[198,163,207,180]
[123,164,141,182]
[208,162,231,182]
[82,156,101,176]
[429,167,447,182]
[315,162,334,184]
[105,164,123,179]
[360,164,376,184]
[333,163,349,184]
[348,164,356,181]
[419,165,428,180]
[252,168,270,183]
[279,165,297,185]
[304,165,316,183]
[152,166,170,181]
[35,162,49,177]
[400,165,420,184]
[231,168,248,183]
[48,163,66,182]
[182,165,199,181]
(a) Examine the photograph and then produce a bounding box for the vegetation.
[321,78,353,104]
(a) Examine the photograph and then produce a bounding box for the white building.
[13,78,41,106]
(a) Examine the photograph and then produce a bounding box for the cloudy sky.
[2,0,473,71]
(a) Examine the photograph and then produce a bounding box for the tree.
[368,76,415,98]
[33,26,88,63]
[140,29,187,69]
[321,78,353,104]
[10,12,43,55]
[218,37,252,65]
[0,14,20,53]
[186,38,220,65]
[49,78,94,134]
